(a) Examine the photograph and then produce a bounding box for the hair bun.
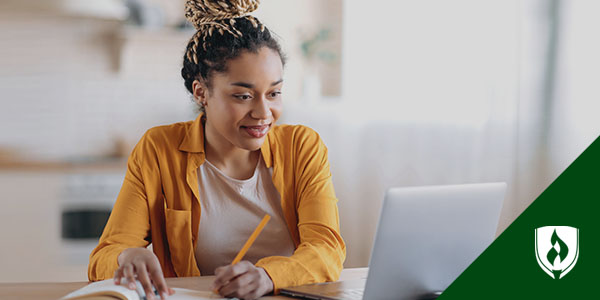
[185,0,260,29]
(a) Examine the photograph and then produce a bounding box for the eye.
[234,94,252,101]
[269,91,282,98]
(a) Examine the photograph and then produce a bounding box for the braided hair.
[181,0,285,110]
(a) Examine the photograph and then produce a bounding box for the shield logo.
[535,226,579,279]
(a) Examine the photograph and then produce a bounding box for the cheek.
[270,100,283,121]
[209,96,239,121]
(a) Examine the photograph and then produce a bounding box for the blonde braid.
[184,0,263,66]
[185,0,259,26]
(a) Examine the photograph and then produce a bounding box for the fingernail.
[162,292,168,299]
[129,282,136,289]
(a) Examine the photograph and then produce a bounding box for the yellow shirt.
[88,113,346,291]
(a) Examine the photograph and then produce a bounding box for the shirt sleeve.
[255,127,346,292]
[87,134,153,281]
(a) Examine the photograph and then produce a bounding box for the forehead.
[215,47,283,83]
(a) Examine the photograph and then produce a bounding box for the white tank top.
[194,154,296,275]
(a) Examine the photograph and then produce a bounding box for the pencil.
[231,214,271,265]
[213,214,271,295]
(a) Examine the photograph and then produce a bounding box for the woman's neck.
[203,118,260,180]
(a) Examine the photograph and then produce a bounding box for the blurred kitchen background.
[0,0,598,282]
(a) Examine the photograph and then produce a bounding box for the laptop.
[280,182,506,300]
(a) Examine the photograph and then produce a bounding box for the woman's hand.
[114,248,175,300]
[211,261,274,300]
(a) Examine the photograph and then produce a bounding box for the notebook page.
[60,279,139,300]
[61,279,228,300]
[170,288,227,300]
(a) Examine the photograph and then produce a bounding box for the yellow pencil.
[213,214,271,294]
[231,214,271,264]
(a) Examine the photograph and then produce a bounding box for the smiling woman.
[86,1,345,300]
[196,47,284,176]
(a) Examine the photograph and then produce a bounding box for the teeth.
[247,125,268,135]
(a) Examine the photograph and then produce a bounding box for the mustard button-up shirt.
[88,113,346,291]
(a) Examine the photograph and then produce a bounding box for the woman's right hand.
[114,248,175,300]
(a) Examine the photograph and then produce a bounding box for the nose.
[250,95,272,120]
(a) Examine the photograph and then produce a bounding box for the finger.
[114,267,123,285]
[134,262,156,300]
[214,261,253,289]
[148,265,169,300]
[219,272,254,298]
[238,267,271,300]
[211,266,231,291]
[233,280,257,300]
[239,271,265,300]
[122,264,137,290]
[214,266,224,276]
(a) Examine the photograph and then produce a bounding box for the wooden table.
[0,268,368,300]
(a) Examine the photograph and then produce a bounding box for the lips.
[241,124,270,138]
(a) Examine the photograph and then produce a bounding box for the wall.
[0,0,343,161]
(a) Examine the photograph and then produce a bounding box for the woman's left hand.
[210,261,274,300]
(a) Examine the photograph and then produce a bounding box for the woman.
[88,1,345,299]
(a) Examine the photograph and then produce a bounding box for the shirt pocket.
[165,208,193,276]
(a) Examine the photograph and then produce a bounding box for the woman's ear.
[192,79,208,107]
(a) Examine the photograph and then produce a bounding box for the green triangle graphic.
[438,136,600,299]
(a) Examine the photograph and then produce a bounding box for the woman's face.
[194,47,284,152]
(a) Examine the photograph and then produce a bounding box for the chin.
[239,138,266,151]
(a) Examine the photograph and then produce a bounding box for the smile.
[241,124,270,138]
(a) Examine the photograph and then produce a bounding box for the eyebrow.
[231,79,283,88]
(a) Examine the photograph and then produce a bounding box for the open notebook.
[61,278,227,300]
